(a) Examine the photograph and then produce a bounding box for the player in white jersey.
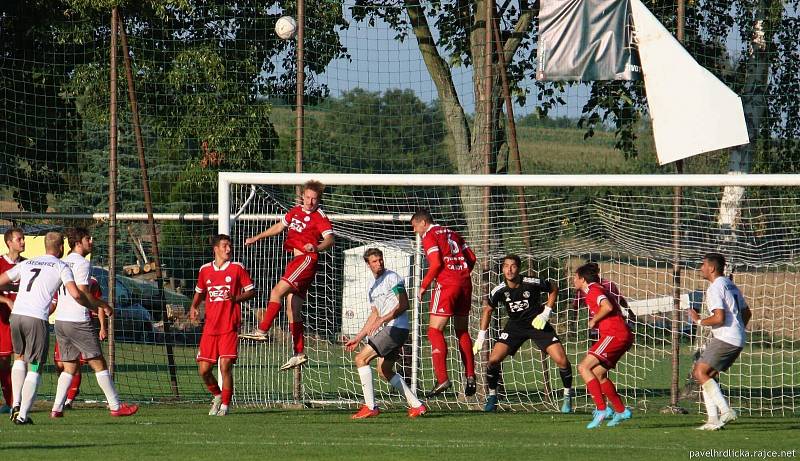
[344,248,427,419]
[49,228,138,419]
[0,231,109,424]
[687,252,751,431]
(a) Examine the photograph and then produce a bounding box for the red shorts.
[0,321,11,357]
[281,253,319,298]
[588,333,633,369]
[196,331,239,363]
[430,282,472,317]
[54,342,87,364]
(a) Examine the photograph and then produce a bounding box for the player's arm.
[98,305,107,341]
[66,281,112,317]
[690,307,725,327]
[463,245,477,272]
[0,295,12,310]
[474,299,493,354]
[418,250,443,299]
[245,221,286,246]
[377,288,409,326]
[188,291,204,322]
[533,280,558,329]
[0,272,13,291]
[587,298,614,330]
[345,306,380,352]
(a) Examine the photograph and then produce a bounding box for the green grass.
[1,405,797,460]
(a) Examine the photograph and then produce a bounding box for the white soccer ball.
[275,16,297,40]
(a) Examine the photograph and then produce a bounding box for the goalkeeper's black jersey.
[487,276,552,325]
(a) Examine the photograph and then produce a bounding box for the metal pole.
[108,8,119,375]
[118,10,180,398]
[492,10,530,254]
[411,233,422,394]
[667,0,687,413]
[293,0,306,402]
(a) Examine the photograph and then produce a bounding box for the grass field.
[1,404,797,460]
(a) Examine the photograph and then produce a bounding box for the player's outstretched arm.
[67,281,112,317]
[245,221,286,246]
[474,301,493,354]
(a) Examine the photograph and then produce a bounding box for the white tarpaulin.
[631,0,750,164]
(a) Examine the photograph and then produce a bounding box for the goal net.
[221,172,800,415]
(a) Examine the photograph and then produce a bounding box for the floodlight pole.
[293,0,306,402]
[118,10,180,399]
[108,8,119,375]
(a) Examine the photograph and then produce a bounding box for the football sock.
[585,378,606,410]
[559,366,573,390]
[357,366,375,409]
[486,363,501,391]
[0,366,11,405]
[427,327,449,384]
[258,301,281,332]
[702,379,732,415]
[18,371,40,420]
[701,387,720,424]
[52,372,74,412]
[600,379,625,413]
[11,360,25,407]
[206,383,222,396]
[67,371,82,401]
[455,328,475,377]
[389,374,421,408]
[95,370,120,411]
[221,388,233,406]
[289,321,305,354]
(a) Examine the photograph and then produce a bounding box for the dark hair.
[410,209,434,225]
[362,247,383,262]
[576,263,600,283]
[502,254,521,268]
[303,180,325,198]
[704,252,726,275]
[584,261,600,275]
[67,227,91,249]
[211,234,231,248]
[3,227,23,244]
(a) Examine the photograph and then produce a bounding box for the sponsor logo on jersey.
[289,217,306,233]
[208,285,230,302]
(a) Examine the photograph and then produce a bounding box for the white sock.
[11,360,26,407]
[563,388,571,397]
[357,366,375,409]
[702,379,731,415]
[18,371,40,420]
[52,372,74,412]
[488,389,497,396]
[701,387,719,424]
[389,374,421,408]
[95,370,120,411]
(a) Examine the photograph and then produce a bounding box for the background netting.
[0,0,798,414]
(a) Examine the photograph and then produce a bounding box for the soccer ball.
[275,16,297,40]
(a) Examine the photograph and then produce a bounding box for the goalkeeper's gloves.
[532,306,553,330]
[473,329,487,354]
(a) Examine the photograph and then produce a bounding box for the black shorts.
[497,321,562,355]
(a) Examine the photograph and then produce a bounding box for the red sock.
[258,301,282,332]
[206,383,221,396]
[427,327,449,384]
[586,379,606,410]
[289,321,304,354]
[455,329,475,378]
[66,371,82,400]
[0,367,11,406]
[601,379,625,413]
[221,388,233,406]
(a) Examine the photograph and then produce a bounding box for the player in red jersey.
[52,277,105,409]
[189,234,255,416]
[573,263,634,429]
[0,227,25,413]
[410,209,477,398]
[240,180,334,371]
[572,262,637,330]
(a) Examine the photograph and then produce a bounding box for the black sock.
[559,366,573,390]
[487,363,501,390]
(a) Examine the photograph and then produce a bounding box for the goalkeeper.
[474,254,573,413]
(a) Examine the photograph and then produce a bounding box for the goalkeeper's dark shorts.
[498,321,561,355]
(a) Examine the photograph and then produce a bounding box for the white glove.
[473,330,487,354]
[532,306,552,330]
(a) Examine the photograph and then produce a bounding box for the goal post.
[219,172,800,414]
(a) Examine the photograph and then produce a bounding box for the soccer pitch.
[1,405,797,460]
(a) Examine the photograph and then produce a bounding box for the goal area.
[220,172,800,415]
